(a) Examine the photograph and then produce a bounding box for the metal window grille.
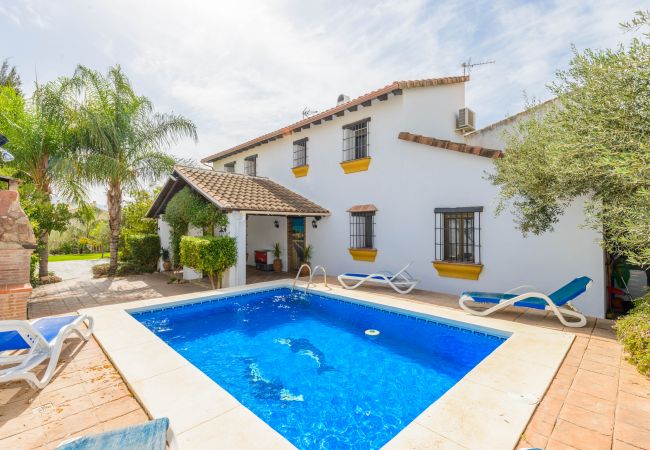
[224,162,236,173]
[434,207,482,264]
[342,118,370,162]
[244,155,257,176]
[293,138,308,168]
[349,212,375,249]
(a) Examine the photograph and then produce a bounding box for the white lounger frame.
[0,314,94,389]
[337,262,419,295]
[459,282,591,328]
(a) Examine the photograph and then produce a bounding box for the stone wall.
[0,178,36,320]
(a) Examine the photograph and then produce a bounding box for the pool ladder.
[291,264,329,294]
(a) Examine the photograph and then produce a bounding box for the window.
[349,210,375,249]
[342,118,370,162]
[434,207,482,264]
[224,162,236,173]
[293,138,308,168]
[244,155,257,176]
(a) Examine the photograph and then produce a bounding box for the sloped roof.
[398,132,503,159]
[147,165,329,218]
[201,75,469,163]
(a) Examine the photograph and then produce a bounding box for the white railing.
[291,264,329,294]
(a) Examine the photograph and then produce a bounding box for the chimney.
[0,175,36,320]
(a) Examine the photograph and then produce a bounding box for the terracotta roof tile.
[398,132,503,159]
[202,75,469,163]
[170,165,329,215]
[347,204,378,213]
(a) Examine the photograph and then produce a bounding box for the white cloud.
[0,0,645,204]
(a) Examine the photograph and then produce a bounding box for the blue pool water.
[133,288,506,449]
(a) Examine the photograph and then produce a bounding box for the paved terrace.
[1,268,648,449]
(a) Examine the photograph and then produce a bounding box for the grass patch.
[49,253,106,262]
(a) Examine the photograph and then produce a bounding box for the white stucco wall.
[157,217,172,272]
[208,84,606,318]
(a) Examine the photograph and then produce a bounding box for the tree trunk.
[107,180,123,276]
[38,229,49,279]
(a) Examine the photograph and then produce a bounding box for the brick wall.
[0,283,31,320]
[0,248,32,285]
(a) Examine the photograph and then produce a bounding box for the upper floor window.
[224,162,236,173]
[342,118,370,162]
[293,138,308,168]
[348,205,377,249]
[434,207,482,264]
[244,155,257,176]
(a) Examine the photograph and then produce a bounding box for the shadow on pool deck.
[4,269,648,449]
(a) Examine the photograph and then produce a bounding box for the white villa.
[147,75,606,319]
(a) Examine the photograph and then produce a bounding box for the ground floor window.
[434,207,482,264]
[348,205,377,249]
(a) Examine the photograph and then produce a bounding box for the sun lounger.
[459,276,592,327]
[56,417,170,450]
[0,314,94,389]
[338,262,419,294]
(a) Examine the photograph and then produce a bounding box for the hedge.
[123,233,160,273]
[615,292,650,376]
[180,235,237,288]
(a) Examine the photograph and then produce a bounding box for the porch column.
[225,211,247,287]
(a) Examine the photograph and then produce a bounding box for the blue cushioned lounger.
[56,417,170,450]
[459,277,592,327]
[0,314,94,389]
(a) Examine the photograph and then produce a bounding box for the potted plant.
[272,242,282,272]
[300,244,313,276]
[161,248,172,272]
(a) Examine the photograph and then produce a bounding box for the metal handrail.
[291,264,328,294]
[291,264,312,293]
[311,265,328,290]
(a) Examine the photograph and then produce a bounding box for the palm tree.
[0,59,21,94]
[0,80,85,277]
[73,65,197,274]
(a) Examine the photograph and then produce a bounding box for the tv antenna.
[461,58,495,76]
[302,107,318,119]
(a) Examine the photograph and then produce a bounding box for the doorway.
[287,217,306,271]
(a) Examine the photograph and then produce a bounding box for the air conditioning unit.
[456,108,475,132]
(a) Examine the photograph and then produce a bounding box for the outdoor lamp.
[311,219,318,229]
[274,220,279,228]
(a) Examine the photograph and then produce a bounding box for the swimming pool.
[132,288,507,449]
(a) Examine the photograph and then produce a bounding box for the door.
[287,217,306,271]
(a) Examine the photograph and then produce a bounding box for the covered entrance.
[147,165,329,288]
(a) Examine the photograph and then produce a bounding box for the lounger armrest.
[0,320,48,348]
[505,285,539,295]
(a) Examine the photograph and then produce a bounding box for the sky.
[0,0,645,206]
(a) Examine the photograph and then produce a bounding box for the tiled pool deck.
[2,271,648,449]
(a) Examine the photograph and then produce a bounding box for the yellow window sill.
[340,157,371,174]
[432,261,483,280]
[291,165,309,178]
[349,248,377,262]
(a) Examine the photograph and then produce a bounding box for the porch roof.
[147,165,330,218]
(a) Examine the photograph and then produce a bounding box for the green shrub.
[163,187,228,268]
[180,235,237,288]
[29,252,39,285]
[123,233,160,272]
[92,263,110,278]
[615,292,650,376]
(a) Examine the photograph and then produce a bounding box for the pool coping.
[80,280,574,450]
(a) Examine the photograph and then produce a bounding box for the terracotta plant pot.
[273,259,282,273]
[163,260,172,272]
[299,263,311,277]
